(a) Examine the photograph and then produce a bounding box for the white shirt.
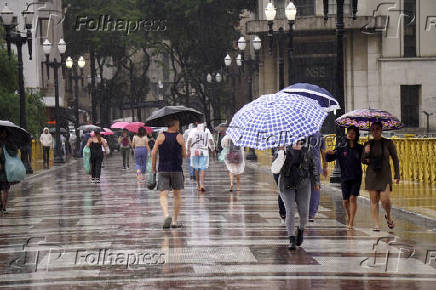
[188,127,214,157]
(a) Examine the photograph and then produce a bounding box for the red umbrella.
[101,128,114,135]
[125,122,152,134]
[111,121,129,129]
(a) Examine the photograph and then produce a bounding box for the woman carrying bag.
[271,140,320,251]
[221,135,245,191]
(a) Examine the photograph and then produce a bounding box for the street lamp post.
[236,36,262,161]
[66,56,86,158]
[323,0,359,183]
[206,72,223,125]
[42,38,67,164]
[224,54,241,116]
[265,1,297,89]
[1,3,34,173]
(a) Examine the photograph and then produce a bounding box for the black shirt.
[326,141,363,182]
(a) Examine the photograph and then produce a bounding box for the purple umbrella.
[335,109,404,131]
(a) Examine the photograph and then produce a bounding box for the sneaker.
[280,218,286,225]
[296,227,304,246]
[309,218,314,222]
[91,178,95,184]
[95,179,100,184]
[288,236,296,250]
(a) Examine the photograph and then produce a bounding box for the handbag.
[226,140,242,164]
[218,148,228,162]
[146,173,157,190]
[3,146,26,182]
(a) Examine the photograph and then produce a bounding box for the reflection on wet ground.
[0,154,435,289]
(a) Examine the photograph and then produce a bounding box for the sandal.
[372,227,380,232]
[385,215,395,230]
[171,223,184,228]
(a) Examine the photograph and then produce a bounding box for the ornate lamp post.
[323,0,359,183]
[0,2,34,173]
[224,53,241,116]
[236,35,262,161]
[66,56,86,158]
[265,1,297,89]
[42,38,67,164]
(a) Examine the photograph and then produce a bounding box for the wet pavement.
[0,153,435,289]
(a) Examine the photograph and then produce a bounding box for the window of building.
[403,0,416,57]
[401,85,420,127]
[294,0,315,16]
[328,0,352,16]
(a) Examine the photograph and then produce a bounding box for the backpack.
[226,140,242,164]
[122,137,129,147]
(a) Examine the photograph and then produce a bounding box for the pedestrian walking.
[271,140,320,250]
[132,127,151,183]
[362,121,400,231]
[187,123,215,191]
[86,130,108,184]
[272,147,287,224]
[118,129,132,170]
[0,127,19,214]
[183,123,195,179]
[221,134,245,191]
[151,117,186,229]
[325,126,363,230]
[307,132,328,222]
[40,128,53,169]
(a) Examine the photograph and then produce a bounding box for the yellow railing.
[30,140,54,171]
[251,136,436,185]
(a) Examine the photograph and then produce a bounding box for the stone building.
[244,0,436,134]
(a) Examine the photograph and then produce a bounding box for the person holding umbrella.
[325,126,363,230]
[362,122,400,231]
[151,117,187,229]
[40,128,53,169]
[118,129,132,170]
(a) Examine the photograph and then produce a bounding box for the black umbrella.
[0,120,32,147]
[145,106,204,127]
[49,127,67,134]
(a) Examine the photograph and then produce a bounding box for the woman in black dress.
[86,130,109,184]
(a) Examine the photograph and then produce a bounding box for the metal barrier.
[31,140,54,171]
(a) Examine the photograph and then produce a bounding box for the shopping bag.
[146,173,157,190]
[83,146,91,174]
[146,157,153,173]
[218,148,228,162]
[3,146,26,182]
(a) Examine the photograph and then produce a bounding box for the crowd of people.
[1,120,401,253]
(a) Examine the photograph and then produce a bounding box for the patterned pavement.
[0,154,435,289]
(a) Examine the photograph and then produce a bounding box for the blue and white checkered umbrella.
[226,94,328,150]
[279,83,340,113]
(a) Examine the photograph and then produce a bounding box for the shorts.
[157,172,185,191]
[341,179,361,200]
[0,181,10,191]
[191,156,209,170]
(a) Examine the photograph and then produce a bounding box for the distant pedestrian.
[362,122,400,231]
[271,140,320,250]
[86,130,108,184]
[183,123,195,179]
[221,134,245,191]
[152,117,186,229]
[118,129,132,169]
[132,127,151,183]
[40,127,53,169]
[307,132,328,222]
[0,127,19,214]
[187,123,215,191]
[326,126,363,230]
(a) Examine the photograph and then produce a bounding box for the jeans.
[121,147,130,168]
[309,185,321,218]
[135,147,148,174]
[274,173,286,218]
[43,146,50,167]
[187,157,195,176]
[278,176,311,236]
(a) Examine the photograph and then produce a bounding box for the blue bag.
[3,146,26,182]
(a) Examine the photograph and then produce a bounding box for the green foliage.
[0,39,18,94]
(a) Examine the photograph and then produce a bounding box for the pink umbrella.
[111,121,129,129]
[101,128,114,135]
[125,122,152,134]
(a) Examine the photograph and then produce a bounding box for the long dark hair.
[138,127,146,137]
[347,125,360,144]
[95,130,102,143]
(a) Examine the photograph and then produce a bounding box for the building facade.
[245,0,436,134]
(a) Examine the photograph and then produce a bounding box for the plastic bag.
[83,146,91,174]
[146,157,153,173]
[218,148,228,162]
[146,173,157,190]
[3,146,26,182]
